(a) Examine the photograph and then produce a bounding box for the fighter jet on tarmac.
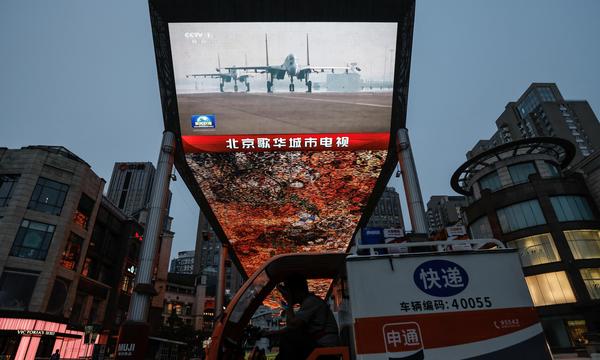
[225,34,360,93]
[186,54,253,92]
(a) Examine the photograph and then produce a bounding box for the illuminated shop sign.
[16,330,56,336]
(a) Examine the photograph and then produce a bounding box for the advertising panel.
[168,22,398,290]
[346,251,551,359]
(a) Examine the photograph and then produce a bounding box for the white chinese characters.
[419,266,465,290]
[224,136,351,150]
[386,328,421,347]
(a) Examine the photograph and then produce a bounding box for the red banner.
[182,133,389,153]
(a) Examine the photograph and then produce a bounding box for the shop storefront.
[0,318,95,360]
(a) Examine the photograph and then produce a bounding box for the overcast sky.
[1,0,599,261]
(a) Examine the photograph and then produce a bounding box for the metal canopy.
[450,137,576,196]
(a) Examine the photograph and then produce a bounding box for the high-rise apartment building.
[468,83,600,162]
[366,187,404,229]
[193,212,243,294]
[170,250,195,274]
[106,162,155,216]
[426,195,467,233]
[106,161,175,334]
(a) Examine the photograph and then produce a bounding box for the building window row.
[550,196,594,222]
[507,233,560,267]
[477,161,547,194]
[497,200,546,233]
[494,196,595,235]
[525,271,576,307]
[508,230,600,267]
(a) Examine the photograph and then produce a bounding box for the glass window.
[497,200,546,233]
[10,219,56,260]
[551,196,595,222]
[28,177,69,215]
[564,230,600,259]
[580,268,600,300]
[121,274,134,294]
[525,271,576,306]
[508,162,537,184]
[478,171,502,192]
[229,270,270,323]
[60,232,83,270]
[73,193,95,229]
[545,161,560,177]
[46,277,70,315]
[469,216,493,239]
[566,320,589,347]
[0,270,38,310]
[537,87,556,102]
[0,175,20,207]
[507,233,560,267]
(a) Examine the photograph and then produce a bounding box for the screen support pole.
[396,128,428,234]
[215,244,229,318]
[129,130,176,321]
[116,131,175,359]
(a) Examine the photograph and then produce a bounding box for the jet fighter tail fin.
[306,33,310,66]
[265,34,270,67]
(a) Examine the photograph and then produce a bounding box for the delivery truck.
[206,239,553,360]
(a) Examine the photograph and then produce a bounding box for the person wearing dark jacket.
[267,274,340,360]
[50,349,60,360]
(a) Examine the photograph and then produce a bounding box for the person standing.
[50,349,60,360]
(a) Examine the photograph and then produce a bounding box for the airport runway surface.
[178,92,393,135]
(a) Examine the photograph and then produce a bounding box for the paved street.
[178,91,393,135]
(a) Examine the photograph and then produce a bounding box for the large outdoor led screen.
[169,23,398,291]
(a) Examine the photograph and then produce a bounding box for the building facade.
[106,162,155,216]
[170,250,195,274]
[426,195,467,234]
[193,212,243,294]
[452,138,600,352]
[366,187,404,229]
[162,273,198,329]
[105,161,175,335]
[468,83,600,163]
[0,146,145,359]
